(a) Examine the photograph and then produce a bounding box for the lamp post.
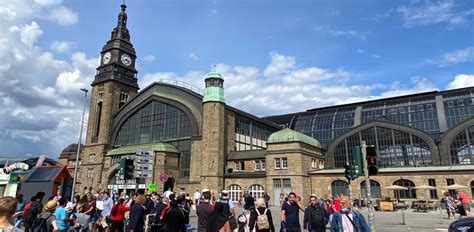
[71,88,88,199]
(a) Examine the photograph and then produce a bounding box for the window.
[89,154,96,163]
[76,169,80,179]
[87,168,93,178]
[331,180,349,198]
[311,159,317,169]
[228,185,242,202]
[249,184,265,200]
[275,158,288,169]
[255,160,265,171]
[428,179,438,199]
[235,161,245,172]
[119,92,129,108]
[393,179,417,199]
[447,179,456,197]
[360,180,382,198]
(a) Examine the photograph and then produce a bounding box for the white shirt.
[341,212,354,232]
[164,190,173,198]
[194,192,201,201]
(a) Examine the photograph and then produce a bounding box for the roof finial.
[212,64,216,72]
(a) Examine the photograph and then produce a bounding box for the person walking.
[0,196,23,232]
[33,200,59,232]
[197,190,214,232]
[443,192,456,220]
[128,195,146,232]
[249,198,274,232]
[84,195,98,232]
[162,198,189,232]
[13,194,25,228]
[101,192,114,231]
[207,201,232,232]
[54,198,72,232]
[330,196,369,232]
[23,192,45,232]
[457,191,471,215]
[22,196,37,232]
[194,189,201,206]
[280,192,305,232]
[110,199,129,232]
[304,195,328,232]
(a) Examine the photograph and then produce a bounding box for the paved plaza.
[187,206,468,232]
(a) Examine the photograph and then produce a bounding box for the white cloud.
[427,47,473,67]
[263,52,296,77]
[142,52,438,116]
[9,21,43,46]
[356,48,365,54]
[48,6,78,26]
[315,25,367,40]
[50,40,75,53]
[371,54,381,59]
[142,55,155,62]
[446,74,474,90]
[397,1,474,28]
[188,52,199,61]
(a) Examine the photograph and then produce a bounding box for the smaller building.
[225,128,325,206]
[19,166,73,203]
[58,143,83,178]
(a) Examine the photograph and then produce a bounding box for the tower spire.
[111,3,130,41]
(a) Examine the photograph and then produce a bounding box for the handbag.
[228,216,238,230]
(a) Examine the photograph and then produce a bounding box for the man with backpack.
[24,192,46,232]
[304,195,329,232]
[32,200,59,232]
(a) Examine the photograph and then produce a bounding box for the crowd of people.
[0,188,372,232]
[442,191,471,220]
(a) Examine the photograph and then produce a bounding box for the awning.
[106,143,179,156]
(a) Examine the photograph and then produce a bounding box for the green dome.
[267,128,322,148]
[206,71,224,80]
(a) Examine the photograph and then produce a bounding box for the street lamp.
[71,88,88,199]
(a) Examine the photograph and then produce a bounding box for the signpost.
[135,150,154,179]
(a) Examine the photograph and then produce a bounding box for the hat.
[202,188,210,192]
[43,200,59,211]
[221,190,229,194]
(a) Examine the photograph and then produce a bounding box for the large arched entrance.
[163,177,175,192]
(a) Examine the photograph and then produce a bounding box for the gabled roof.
[268,128,322,148]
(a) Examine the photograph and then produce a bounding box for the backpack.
[256,208,270,230]
[24,202,41,225]
[32,214,52,232]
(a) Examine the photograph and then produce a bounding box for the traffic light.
[344,164,354,181]
[366,146,378,176]
[352,146,364,177]
[124,158,134,179]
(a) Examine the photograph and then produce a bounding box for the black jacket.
[162,206,189,232]
[304,204,329,232]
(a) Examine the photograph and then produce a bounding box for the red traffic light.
[368,156,376,165]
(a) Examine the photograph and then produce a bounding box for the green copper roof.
[106,143,179,156]
[267,128,322,148]
[203,86,225,103]
[206,71,224,80]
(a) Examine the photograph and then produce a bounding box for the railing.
[158,79,204,95]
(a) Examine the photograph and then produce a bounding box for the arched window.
[95,101,103,137]
[331,180,349,198]
[393,179,417,199]
[450,126,474,165]
[360,180,382,198]
[228,185,242,202]
[249,184,265,200]
[333,126,433,168]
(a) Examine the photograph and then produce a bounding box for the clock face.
[121,53,132,66]
[102,52,111,64]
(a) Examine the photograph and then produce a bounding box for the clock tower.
[79,4,139,191]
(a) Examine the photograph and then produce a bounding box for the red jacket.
[22,202,33,218]
[110,204,129,221]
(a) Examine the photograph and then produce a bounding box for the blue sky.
[0,0,473,158]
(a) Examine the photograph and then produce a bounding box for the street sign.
[137,150,154,157]
[136,156,154,164]
[136,163,153,170]
[159,173,168,183]
[149,183,156,192]
[135,170,153,178]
